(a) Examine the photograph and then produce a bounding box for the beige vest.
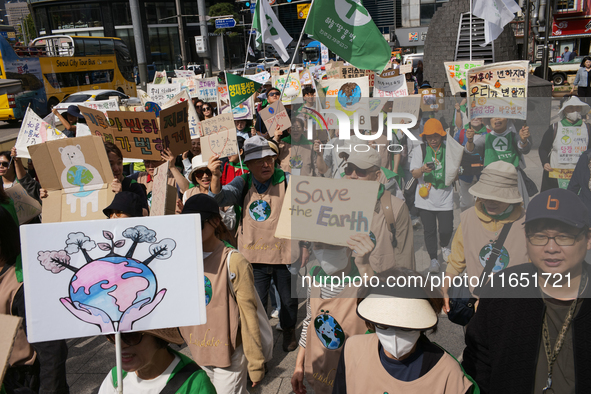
[182,186,204,204]
[369,194,409,273]
[461,208,528,293]
[180,243,240,368]
[304,285,367,394]
[344,334,472,393]
[237,177,290,265]
[279,141,315,176]
[0,265,35,367]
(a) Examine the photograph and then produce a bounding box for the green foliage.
[23,14,37,42]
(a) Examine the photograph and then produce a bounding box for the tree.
[122,226,157,258]
[209,2,240,68]
[23,14,37,43]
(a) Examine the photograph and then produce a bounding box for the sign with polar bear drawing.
[28,136,116,223]
[20,214,207,342]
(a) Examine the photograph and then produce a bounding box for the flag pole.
[469,0,473,61]
[243,23,254,74]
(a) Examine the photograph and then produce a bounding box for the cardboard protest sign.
[320,76,371,130]
[374,74,408,97]
[259,101,291,137]
[340,66,372,80]
[226,72,262,109]
[175,70,195,78]
[80,100,120,113]
[274,176,379,246]
[232,96,254,120]
[20,214,207,342]
[0,315,21,383]
[5,183,42,224]
[15,107,66,159]
[217,85,232,115]
[399,64,412,75]
[153,70,168,84]
[157,101,191,156]
[150,162,177,216]
[246,71,271,85]
[171,77,197,98]
[445,136,464,186]
[273,73,303,105]
[368,98,388,116]
[147,83,182,106]
[137,88,150,106]
[28,135,115,223]
[200,113,239,160]
[326,67,340,79]
[467,61,528,120]
[163,90,201,139]
[300,69,314,85]
[444,60,485,95]
[390,96,421,124]
[196,78,218,103]
[420,88,445,112]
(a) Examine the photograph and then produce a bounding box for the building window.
[148,26,181,70]
[48,3,102,30]
[145,2,176,24]
[420,3,443,26]
[113,3,133,26]
[556,0,577,12]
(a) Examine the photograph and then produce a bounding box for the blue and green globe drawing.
[479,244,510,273]
[67,165,94,197]
[337,83,361,108]
[204,276,212,306]
[249,200,271,222]
[314,313,346,350]
[69,256,157,322]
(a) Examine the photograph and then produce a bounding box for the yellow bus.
[0,35,136,122]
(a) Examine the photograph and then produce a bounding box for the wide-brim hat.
[67,105,85,119]
[144,327,184,345]
[419,118,446,137]
[103,191,144,218]
[469,161,522,204]
[243,136,279,162]
[558,96,590,117]
[187,155,208,183]
[357,293,437,330]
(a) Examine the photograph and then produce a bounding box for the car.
[257,57,280,67]
[187,64,204,75]
[530,56,585,85]
[228,62,262,74]
[52,89,140,122]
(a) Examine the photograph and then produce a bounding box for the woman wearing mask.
[539,96,591,191]
[332,272,476,394]
[179,194,266,393]
[570,56,591,97]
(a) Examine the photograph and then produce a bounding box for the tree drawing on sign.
[38,225,176,332]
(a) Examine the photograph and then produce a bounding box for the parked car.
[187,64,204,75]
[228,62,262,74]
[530,56,585,85]
[257,57,280,67]
[53,89,140,123]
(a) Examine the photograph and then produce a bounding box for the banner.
[196,78,218,103]
[15,107,66,159]
[253,0,293,61]
[226,72,262,109]
[200,113,239,160]
[147,83,182,105]
[246,71,271,85]
[273,73,302,105]
[444,60,485,95]
[153,70,168,84]
[467,61,528,120]
[217,85,232,115]
[163,90,201,139]
[374,74,408,97]
[5,183,42,224]
[175,70,195,78]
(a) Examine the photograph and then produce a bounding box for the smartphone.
[426,162,435,170]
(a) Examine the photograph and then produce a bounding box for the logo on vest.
[204,275,212,306]
[561,135,572,145]
[492,136,509,152]
[314,310,346,350]
[290,155,303,169]
[479,243,510,272]
[249,200,271,221]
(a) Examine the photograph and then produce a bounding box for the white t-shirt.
[409,143,454,211]
[98,354,181,394]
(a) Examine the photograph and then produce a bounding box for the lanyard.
[541,269,587,393]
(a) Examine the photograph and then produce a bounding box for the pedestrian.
[102,191,145,218]
[254,87,282,137]
[179,194,266,392]
[178,138,202,178]
[410,119,454,273]
[570,56,591,97]
[562,46,573,62]
[567,147,591,224]
[462,188,591,394]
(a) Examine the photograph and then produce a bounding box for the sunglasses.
[195,168,212,178]
[106,332,144,346]
[268,92,280,97]
[0,161,10,168]
[202,107,212,111]
[344,165,372,177]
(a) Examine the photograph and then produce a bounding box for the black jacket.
[462,263,591,394]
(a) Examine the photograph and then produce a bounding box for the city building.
[6,1,29,30]
[551,0,591,59]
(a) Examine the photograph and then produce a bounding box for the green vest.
[423,144,447,189]
[484,131,520,167]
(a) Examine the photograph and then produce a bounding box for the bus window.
[114,40,135,82]
[43,70,114,88]
[83,38,100,56]
[74,38,85,56]
[99,39,114,55]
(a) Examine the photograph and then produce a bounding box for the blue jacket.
[573,67,590,87]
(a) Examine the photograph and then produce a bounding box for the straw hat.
[419,118,446,137]
[144,327,184,345]
[469,161,522,204]
[187,155,208,183]
[558,96,590,118]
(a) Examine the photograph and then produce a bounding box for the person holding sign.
[411,119,454,273]
[98,328,215,393]
[208,136,299,353]
[104,142,148,212]
[1,148,41,202]
[275,117,316,176]
[182,155,210,203]
[179,195,266,393]
[255,87,282,137]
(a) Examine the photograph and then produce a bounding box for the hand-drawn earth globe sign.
[67,165,94,197]
[337,83,361,108]
[69,256,157,322]
[314,313,346,350]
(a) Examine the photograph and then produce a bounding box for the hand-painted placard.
[0,314,21,383]
[175,70,195,78]
[399,64,412,75]
[200,113,239,160]
[101,111,161,160]
[374,74,408,97]
[195,78,218,103]
[274,176,379,246]
[153,70,168,84]
[15,107,66,159]
[300,69,314,85]
[217,85,232,114]
[147,83,182,106]
[171,77,197,98]
[20,214,207,342]
[157,101,191,157]
[444,60,485,95]
[80,100,120,113]
[467,61,529,120]
[390,96,421,124]
[5,183,42,224]
[259,101,291,137]
[320,77,371,130]
[150,162,177,216]
[247,71,271,85]
[232,96,254,120]
[273,73,302,105]
[420,88,445,112]
[163,90,201,139]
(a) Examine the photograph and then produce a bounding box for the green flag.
[304,0,391,72]
[225,72,262,109]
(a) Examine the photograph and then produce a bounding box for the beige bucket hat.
[469,161,522,204]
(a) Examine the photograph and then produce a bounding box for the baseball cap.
[525,189,589,229]
[243,136,279,162]
[345,148,381,170]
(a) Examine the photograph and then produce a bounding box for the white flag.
[473,0,520,46]
[248,45,255,57]
[252,0,293,62]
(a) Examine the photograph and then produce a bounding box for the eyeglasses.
[344,164,373,177]
[0,161,9,168]
[527,230,586,246]
[195,168,212,178]
[106,332,144,346]
[268,92,280,97]
[202,107,212,111]
[250,156,274,166]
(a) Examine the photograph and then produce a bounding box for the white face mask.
[566,111,581,122]
[375,327,421,359]
[314,247,349,275]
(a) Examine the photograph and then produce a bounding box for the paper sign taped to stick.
[274,176,379,246]
[259,101,291,137]
[153,70,168,84]
[150,162,177,216]
[200,113,239,160]
[5,184,42,224]
[196,78,218,103]
[273,73,302,105]
[20,214,207,342]
[420,88,445,112]
[247,71,271,85]
[175,70,195,78]
[0,314,21,383]
[15,107,66,159]
[163,90,201,139]
[28,135,115,223]
[232,96,254,120]
[444,60,484,95]
[147,83,182,105]
[467,61,529,120]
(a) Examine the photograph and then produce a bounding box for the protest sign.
[274,176,379,246]
[445,136,464,186]
[399,64,412,75]
[467,61,528,120]
[259,101,291,137]
[390,96,421,123]
[137,88,150,105]
[226,72,262,109]
[5,183,42,224]
[374,74,408,97]
[147,83,182,105]
[196,78,218,102]
[15,107,66,159]
[150,162,177,216]
[28,135,115,223]
[320,76,371,130]
[200,113,239,160]
[0,315,21,383]
[171,77,197,97]
[163,90,201,139]
[300,69,314,85]
[369,98,387,116]
[20,214,207,342]
[420,88,445,112]
[232,96,255,120]
[80,99,120,113]
[217,85,232,114]
[273,73,302,105]
[444,60,485,95]
[246,71,271,85]
[153,70,168,84]
[157,101,191,156]
[270,67,280,77]
[175,70,195,78]
[340,66,366,79]
[326,67,340,79]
